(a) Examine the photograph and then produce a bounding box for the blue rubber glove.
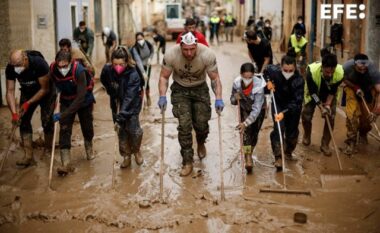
[215,99,224,113]
[158,96,167,112]
[53,113,61,122]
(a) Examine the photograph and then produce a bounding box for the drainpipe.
[309,0,316,61]
[53,0,58,53]
[321,0,326,49]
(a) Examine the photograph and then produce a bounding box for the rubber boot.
[84,140,95,160]
[180,164,193,177]
[16,134,35,167]
[320,139,332,157]
[285,138,298,160]
[57,149,74,175]
[120,140,132,169]
[302,121,311,146]
[274,156,283,172]
[131,133,143,166]
[359,134,368,145]
[42,133,54,158]
[197,142,207,160]
[343,142,354,156]
[120,156,131,169]
[243,145,253,173]
[146,89,151,107]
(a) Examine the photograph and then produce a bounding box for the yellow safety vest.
[290,34,308,54]
[304,62,344,104]
[210,16,220,24]
[225,15,233,23]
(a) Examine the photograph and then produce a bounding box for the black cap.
[184,18,196,26]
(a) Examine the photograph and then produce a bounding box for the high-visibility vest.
[225,15,233,23]
[210,16,220,24]
[304,62,344,104]
[290,34,308,54]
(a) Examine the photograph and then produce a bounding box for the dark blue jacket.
[100,64,142,123]
[264,64,304,114]
[51,61,95,107]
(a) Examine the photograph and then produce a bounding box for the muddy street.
[1,41,380,233]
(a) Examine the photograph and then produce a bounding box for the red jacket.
[176,31,209,47]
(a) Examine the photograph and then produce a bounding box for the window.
[71,5,77,30]
[94,0,102,33]
[83,6,88,24]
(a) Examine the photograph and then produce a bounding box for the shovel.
[159,110,165,201]
[217,112,226,201]
[0,124,19,175]
[48,93,61,189]
[111,100,120,189]
[0,98,20,174]
[237,97,248,177]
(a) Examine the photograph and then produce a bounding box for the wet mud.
[1,42,380,232]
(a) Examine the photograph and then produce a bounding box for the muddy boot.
[131,132,143,165]
[84,140,95,160]
[16,134,35,167]
[245,154,253,173]
[285,138,298,161]
[359,135,368,145]
[180,164,193,177]
[120,156,132,169]
[134,151,143,166]
[42,133,53,158]
[343,142,354,156]
[57,149,74,176]
[197,142,207,160]
[119,136,132,168]
[302,122,311,146]
[243,145,253,173]
[274,156,283,172]
[320,142,332,157]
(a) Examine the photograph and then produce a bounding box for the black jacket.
[264,64,304,114]
[100,64,142,123]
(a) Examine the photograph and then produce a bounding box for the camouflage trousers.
[171,82,211,165]
[344,87,373,145]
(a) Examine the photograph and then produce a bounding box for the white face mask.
[138,40,145,46]
[265,23,270,27]
[80,28,85,32]
[282,71,294,80]
[298,20,303,24]
[59,64,71,77]
[14,66,25,74]
[242,77,253,86]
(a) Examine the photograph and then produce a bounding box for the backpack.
[26,50,45,59]
[135,40,154,57]
[330,23,343,46]
[50,61,94,98]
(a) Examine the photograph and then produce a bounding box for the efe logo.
[321,4,365,19]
